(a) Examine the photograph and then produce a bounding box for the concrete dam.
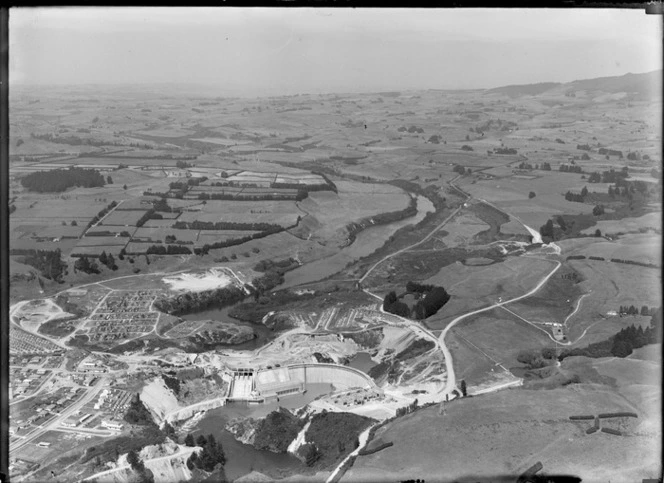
[228,363,375,403]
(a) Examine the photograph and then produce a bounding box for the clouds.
[9,7,662,94]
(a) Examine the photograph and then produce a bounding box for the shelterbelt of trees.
[20,167,106,193]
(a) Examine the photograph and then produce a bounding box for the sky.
[9,7,663,96]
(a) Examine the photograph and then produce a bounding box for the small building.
[101,420,124,431]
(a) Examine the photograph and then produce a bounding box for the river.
[281,195,435,289]
[191,382,334,481]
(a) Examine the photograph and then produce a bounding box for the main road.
[11,376,109,453]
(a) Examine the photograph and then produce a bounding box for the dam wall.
[255,363,376,389]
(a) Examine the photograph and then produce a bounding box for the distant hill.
[485,70,662,100]
[485,82,561,98]
[567,70,661,99]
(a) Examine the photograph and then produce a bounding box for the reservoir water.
[281,195,435,289]
[191,382,334,481]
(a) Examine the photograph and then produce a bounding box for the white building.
[101,420,124,431]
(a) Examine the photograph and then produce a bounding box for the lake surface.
[281,195,435,289]
[192,382,334,481]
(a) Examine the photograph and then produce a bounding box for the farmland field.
[100,209,149,226]
[176,200,300,227]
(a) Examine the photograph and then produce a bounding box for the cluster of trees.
[383,283,451,320]
[99,251,117,270]
[559,164,583,173]
[184,434,226,472]
[588,172,602,183]
[397,125,424,133]
[559,307,661,360]
[517,349,557,369]
[145,245,192,255]
[11,248,67,282]
[74,256,101,275]
[592,204,605,216]
[254,257,299,273]
[598,147,623,158]
[528,191,536,199]
[564,186,588,203]
[577,144,592,151]
[411,288,451,320]
[86,201,119,229]
[21,167,106,193]
[460,145,474,151]
[124,393,155,425]
[493,147,518,155]
[540,162,552,171]
[590,167,630,184]
[152,198,172,212]
[162,375,180,395]
[453,165,470,175]
[126,450,154,483]
[518,161,533,170]
[176,160,193,169]
[154,285,247,315]
[539,219,555,239]
[395,398,419,417]
[618,305,651,316]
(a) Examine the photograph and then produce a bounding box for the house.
[101,420,124,431]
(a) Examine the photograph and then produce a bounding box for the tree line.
[618,305,651,316]
[559,164,583,174]
[345,196,418,246]
[173,219,284,232]
[74,256,101,274]
[21,167,106,193]
[86,201,119,230]
[196,191,308,202]
[145,245,192,255]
